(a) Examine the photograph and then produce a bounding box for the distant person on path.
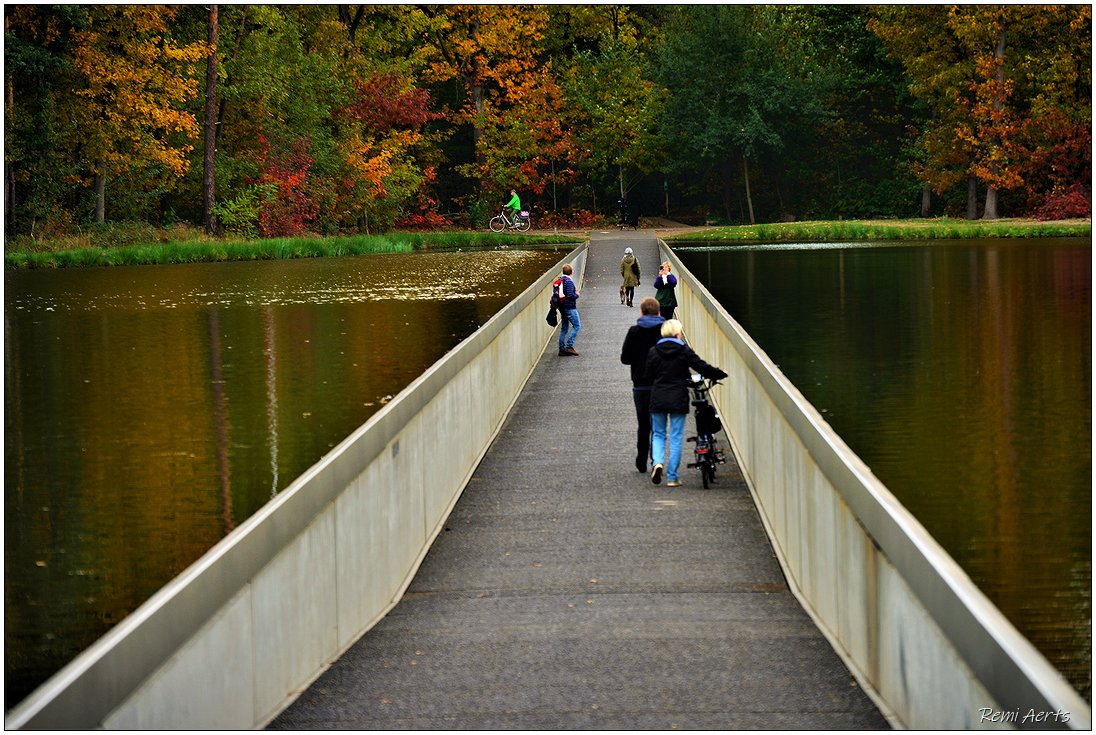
[644,319,727,486]
[620,247,640,307]
[620,297,664,473]
[556,262,581,356]
[505,189,521,223]
[654,262,678,319]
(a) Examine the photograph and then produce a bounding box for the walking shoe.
[666,480,682,488]
[635,459,646,473]
[564,347,579,356]
[558,349,568,356]
[651,464,663,484]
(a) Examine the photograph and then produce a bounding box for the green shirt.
[506,192,521,210]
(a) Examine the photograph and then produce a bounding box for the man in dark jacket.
[644,319,727,486]
[620,297,664,472]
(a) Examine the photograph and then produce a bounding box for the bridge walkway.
[270,230,888,729]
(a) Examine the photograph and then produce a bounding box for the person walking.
[654,262,678,320]
[620,247,640,307]
[556,262,581,356]
[620,297,664,473]
[645,319,727,487]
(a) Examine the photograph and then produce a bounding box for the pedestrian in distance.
[654,262,678,320]
[644,319,727,487]
[555,262,581,356]
[620,297,664,473]
[620,247,640,307]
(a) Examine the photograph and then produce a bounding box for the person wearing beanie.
[619,247,640,307]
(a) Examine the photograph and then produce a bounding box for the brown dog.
[619,285,627,304]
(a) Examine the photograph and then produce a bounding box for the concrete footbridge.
[268,231,887,729]
[7,232,1088,731]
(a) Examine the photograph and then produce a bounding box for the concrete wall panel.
[103,588,255,729]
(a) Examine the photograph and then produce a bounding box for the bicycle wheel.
[701,460,712,488]
[489,215,506,233]
[516,217,531,233]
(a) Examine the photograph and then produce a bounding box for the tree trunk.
[981,27,1007,221]
[338,5,366,49]
[742,154,755,225]
[920,184,932,218]
[470,10,485,172]
[216,6,248,150]
[966,175,979,219]
[983,187,999,220]
[203,5,219,233]
[95,172,105,223]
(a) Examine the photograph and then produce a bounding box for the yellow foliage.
[69,6,205,181]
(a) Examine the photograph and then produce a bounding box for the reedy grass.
[666,218,1091,243]
[5,231,581,269]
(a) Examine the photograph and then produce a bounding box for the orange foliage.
[69,6,205,184]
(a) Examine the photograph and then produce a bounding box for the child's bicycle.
[489,208,531,233]
[686,374,726,488]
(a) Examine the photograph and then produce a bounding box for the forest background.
[4,5,1091,242]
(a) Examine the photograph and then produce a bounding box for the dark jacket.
[644,338,727,414]
[620,314,664,387]
[654,273,677,309]
[557,274,579,310]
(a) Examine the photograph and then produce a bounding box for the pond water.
[4,248,566,708]
[678,238,1091,700]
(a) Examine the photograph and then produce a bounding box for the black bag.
[546,306,558,326]
[695,402,722,436]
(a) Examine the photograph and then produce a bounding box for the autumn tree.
[870,5,1091,219]
[68,5,206,222]
[563,41,662,205]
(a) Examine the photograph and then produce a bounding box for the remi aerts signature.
[979,708,1072,725]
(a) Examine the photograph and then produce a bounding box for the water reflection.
[680,239,1091,699]
[4,249,565,707]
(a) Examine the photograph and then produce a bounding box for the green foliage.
[4,228,581,269]
[667,218,1091,243]
[211,184,276,238]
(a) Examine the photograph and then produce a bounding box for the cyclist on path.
[505,189,521,223]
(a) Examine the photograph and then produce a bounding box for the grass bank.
[5,228,582,269]
[664,217,1091,244]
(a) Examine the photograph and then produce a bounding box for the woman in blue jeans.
[644,319,727,486]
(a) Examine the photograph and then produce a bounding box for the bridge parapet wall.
[661,243,1089,731]
[5,246,587,730]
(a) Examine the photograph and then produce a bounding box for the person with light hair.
[653,261,677,319]
[643,319,727,487]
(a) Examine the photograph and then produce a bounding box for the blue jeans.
[651,412,687,482]
[558,308,581,350]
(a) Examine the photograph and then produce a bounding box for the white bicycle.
[489,208,531,233]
